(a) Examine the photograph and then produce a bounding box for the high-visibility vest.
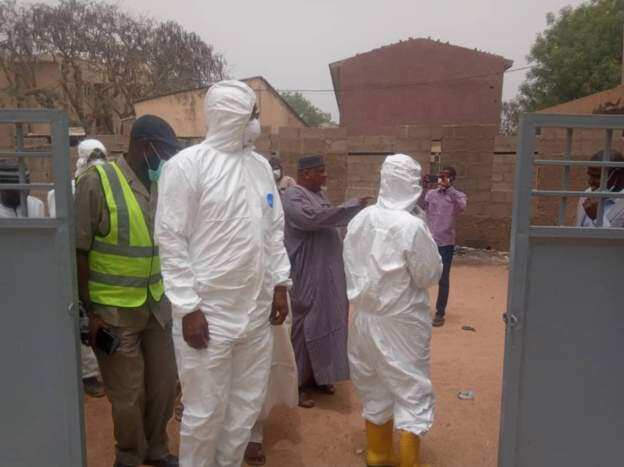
[87,162,164,307]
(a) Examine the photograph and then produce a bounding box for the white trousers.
[174,324,273,467]
[348,313,435,436]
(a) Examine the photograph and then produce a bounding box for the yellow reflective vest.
[87,162,164,307]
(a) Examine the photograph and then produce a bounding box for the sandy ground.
[84,260,508,467]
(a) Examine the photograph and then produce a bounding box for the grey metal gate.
[0,110,85,467]
[499,114,624,467]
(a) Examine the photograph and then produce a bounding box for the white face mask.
[273,169,282,181]
[243,118,261,147]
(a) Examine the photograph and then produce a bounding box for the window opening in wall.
[430,140,442,174]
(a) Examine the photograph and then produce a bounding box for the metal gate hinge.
[502,313,518,328]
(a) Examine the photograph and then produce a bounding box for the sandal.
[298,391,315,408]
[315,384,336,395]
[244,442,266,466]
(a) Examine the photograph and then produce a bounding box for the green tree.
[519,0,624,112]
[500,98,522,135]
[281,91,333,126]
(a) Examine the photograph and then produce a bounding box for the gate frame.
[0,109,85,467]
[499,113,624,466]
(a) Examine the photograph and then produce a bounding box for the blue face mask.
[147,159,164,182]
[144,143,165,182]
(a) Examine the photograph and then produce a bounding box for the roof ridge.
[329,37,512,67]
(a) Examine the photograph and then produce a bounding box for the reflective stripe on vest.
[88,162,164,308]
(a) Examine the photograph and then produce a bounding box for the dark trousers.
[436,245,455,317]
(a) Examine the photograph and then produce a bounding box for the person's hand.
[438,176,451,190]
[270,286,289,325]
[358,196,374,207]
[87,311,105,348]
[182,310,209,349]
[583,197,599,220]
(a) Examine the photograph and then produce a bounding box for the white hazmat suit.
[344,154,442,436]
[155,80,291,467]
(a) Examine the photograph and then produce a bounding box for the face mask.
[147,160,164,182]
[273,169,282,181]
[607,169,622,192]
[144,143,165,182]
[243,118,261,147]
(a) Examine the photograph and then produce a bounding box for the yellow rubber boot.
[399,431,430,467]
[365,419,396,466]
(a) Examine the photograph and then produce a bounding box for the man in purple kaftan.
[282,155,370,406]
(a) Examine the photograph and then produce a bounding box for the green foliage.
[500,98,522,135]
[519,0,624,111]
[280,91,333,126]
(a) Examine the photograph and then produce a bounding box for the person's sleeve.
[284,176,297,189]
[47,190,56,218]
[576,197,586,227]
[405,222,443,289]
[282,187,362,231]
[417,189,429,210]
[449,187,467,213]
[269,184,292,287]
[605,199,624,227]
[28,197,45,218]
[73,172,105,252]
[342,213,366,302]
[155,161,201,317]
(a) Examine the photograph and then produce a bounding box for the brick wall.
[257,124,513,250]
[3,124,517,249]
[12,123,623,251]
[331,38,511,135]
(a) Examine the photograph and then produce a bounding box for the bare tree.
[0,0,227,133]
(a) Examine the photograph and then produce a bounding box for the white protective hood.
[377,153,422,211]
[49,138,107,216]
[75,139,107,178]
[204,80,256,153]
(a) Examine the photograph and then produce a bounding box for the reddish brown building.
[329,38,513,134]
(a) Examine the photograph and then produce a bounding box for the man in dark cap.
[74,115,180,467]
[282,155,371,406]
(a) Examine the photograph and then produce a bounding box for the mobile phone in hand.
[95,327,120,355]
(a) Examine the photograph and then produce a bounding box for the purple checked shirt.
[419,186,468,246]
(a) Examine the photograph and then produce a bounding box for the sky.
[43,0,587,121]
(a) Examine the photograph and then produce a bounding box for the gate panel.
[0,110,84,467]
[499,114,624,467]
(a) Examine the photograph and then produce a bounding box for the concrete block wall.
[13,122,623,251]
[270,124,511,250]
[3,124,517,249]
[441,125,507,249]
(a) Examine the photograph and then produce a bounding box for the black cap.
[130,115,180,151]
[298,155,325,171]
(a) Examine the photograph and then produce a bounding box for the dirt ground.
[85,260,508,467]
